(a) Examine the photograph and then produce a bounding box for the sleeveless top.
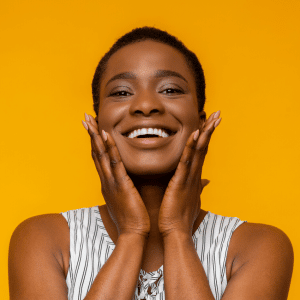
[61,206,246,300]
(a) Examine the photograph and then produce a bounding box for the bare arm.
[222,223,294,299]
[158,110,294,299]
[9,114,152,299]
[162,223,294,300]
[84,232,146,300]
[9,215,69,300]
[163,230,214,300]
[9,214,147,300]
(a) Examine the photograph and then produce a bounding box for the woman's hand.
[158,111,221,237]
[83,114,150,237]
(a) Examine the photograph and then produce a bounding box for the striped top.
[61,206,246,300]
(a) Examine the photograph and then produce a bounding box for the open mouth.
[124,128,176,139]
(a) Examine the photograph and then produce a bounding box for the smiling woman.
[8,27,294,300]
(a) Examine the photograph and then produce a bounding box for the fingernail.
[214,118,222,128]
[82,120,88,131]
[85,113,90,122]
[102,130,107,141]
[193,129,200,141]
[214,110,220,119]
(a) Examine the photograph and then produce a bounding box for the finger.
[207,111,217,123]
[174,111,221,184]
[190,115,221,180]
[183,111,220,171]
[84,125,107,185]
[201,110,219,127]
[91,148,105,181]
[104,131,129,182]
[198,118,217,148]
[89,115,99,128]
[200,111,217,130]
[197,109,222,150]
[84,115,104,158]
[172,130,199,185]
[83,114,112,179]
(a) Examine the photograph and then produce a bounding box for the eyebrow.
[105,69,188,87]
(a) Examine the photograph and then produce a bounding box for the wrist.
[162,229,193,243]
[117,231,149,244]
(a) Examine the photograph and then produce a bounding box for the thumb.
[201,179,210,188]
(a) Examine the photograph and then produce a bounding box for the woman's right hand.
[82,114,150,237]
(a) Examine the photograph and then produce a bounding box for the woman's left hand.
[158,111,221,237]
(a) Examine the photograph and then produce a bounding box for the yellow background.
[1,0,299,298]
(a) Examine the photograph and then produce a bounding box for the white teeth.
[148,128,154,134]
[140,128,147,135]
[127,128,170,138]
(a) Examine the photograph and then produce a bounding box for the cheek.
[170,101,200,131]
[97,103,127,132]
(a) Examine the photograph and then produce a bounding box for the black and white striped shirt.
[61,206,246,300]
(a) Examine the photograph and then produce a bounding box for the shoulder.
[230,222,294,258]
[227,221,294,283]
[9,213,70,275]
[10,213,69,246]
[9,214,71,298]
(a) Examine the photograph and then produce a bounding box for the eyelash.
[109,91,132,97]
[109,88,184,97]
[160,88,183,94]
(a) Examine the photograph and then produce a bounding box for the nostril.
[134,108,160,116]
[134,110,143,115]
[129,96,165,116]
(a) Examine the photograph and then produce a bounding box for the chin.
[124,158,179,179]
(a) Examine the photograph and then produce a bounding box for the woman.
[9,27,294,300]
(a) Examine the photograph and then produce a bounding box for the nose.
[129,90,165,116]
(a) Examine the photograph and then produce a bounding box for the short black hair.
[92,26,206,116]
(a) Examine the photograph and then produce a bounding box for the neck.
[127,171,175,238]
[128,171,174,211]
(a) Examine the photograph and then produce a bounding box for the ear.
[199,110,206,128]
[94,116,98,124]
[199,110,206,120]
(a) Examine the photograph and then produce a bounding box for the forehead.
[102,40,195,85]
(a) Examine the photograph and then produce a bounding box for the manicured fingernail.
[102,130,107,141]
[193,129,200,141]
[82,120,88,131]
[214,110,220,119]
[214,118,222,128]
[85,113,90,122]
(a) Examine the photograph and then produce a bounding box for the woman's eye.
[161,88,183,94]
[110,91,131,97]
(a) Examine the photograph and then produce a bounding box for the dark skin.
[9,40,294,299]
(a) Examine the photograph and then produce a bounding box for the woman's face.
[97,40,205,176]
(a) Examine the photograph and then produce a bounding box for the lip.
[121,132,177,149]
